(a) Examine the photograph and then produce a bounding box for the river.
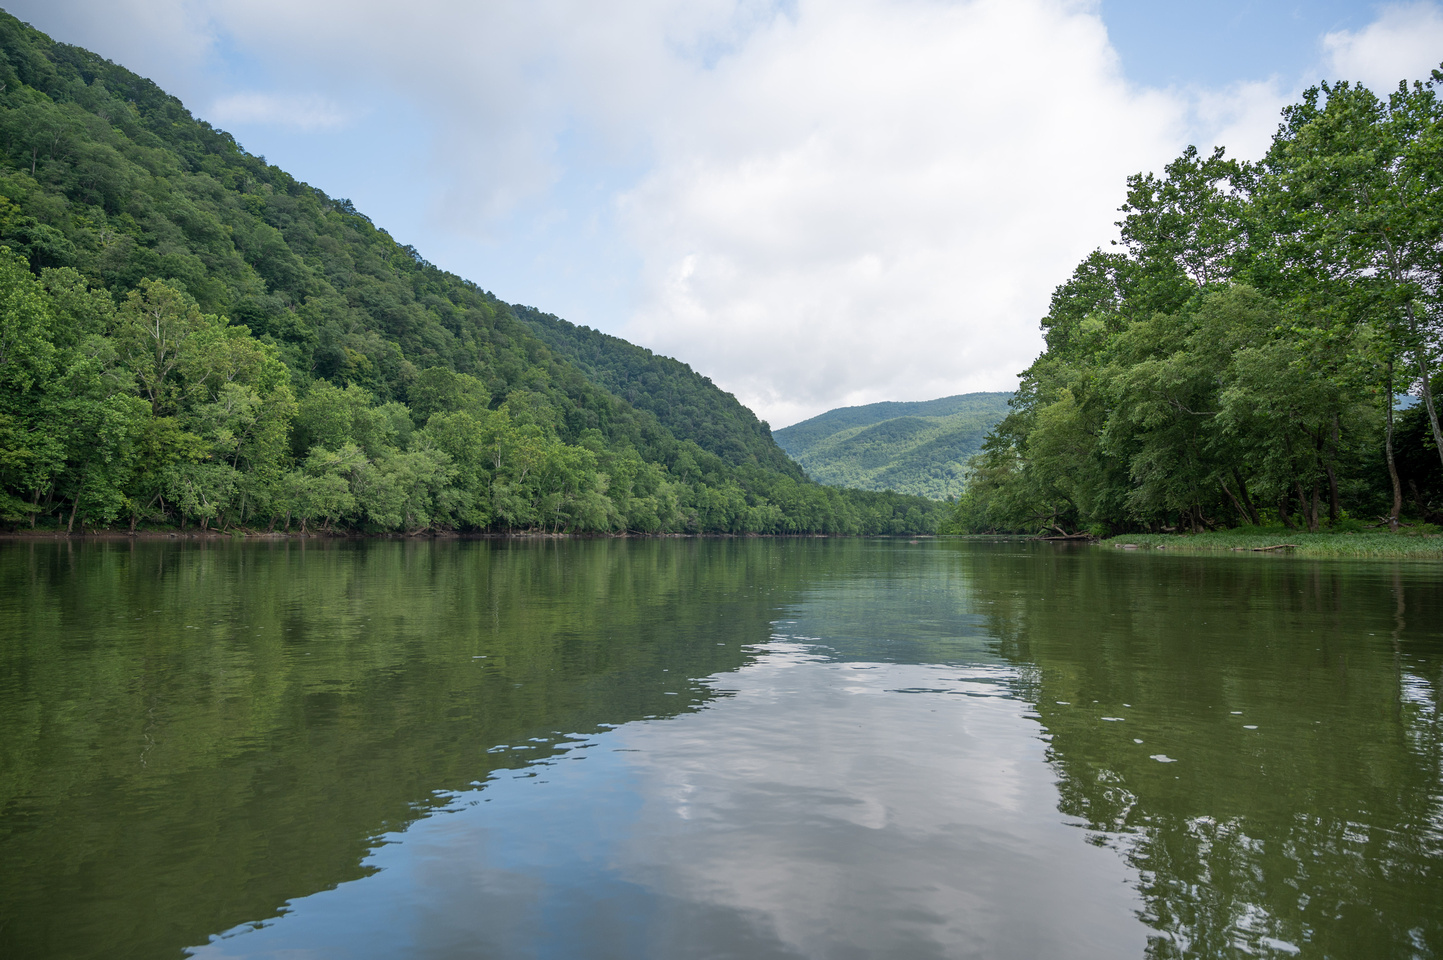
[1,539,1439,958]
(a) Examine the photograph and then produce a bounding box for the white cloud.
[209,92,350,130]
[1323,2,1443,94]
[7,0,1382,426]
[619,0,1189,424]
[1187,79,1291,164]
[194,0,753,225]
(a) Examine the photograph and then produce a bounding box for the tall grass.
[1099,527,1443,560]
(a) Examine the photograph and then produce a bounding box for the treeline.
[0,11,941,535]
[947,73,1443,535]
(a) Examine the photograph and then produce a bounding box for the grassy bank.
[1099,527,1443,560]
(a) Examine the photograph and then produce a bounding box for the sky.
[6,0,1442,427]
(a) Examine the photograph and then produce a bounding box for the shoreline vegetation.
[1103,528,1442,559]
[0,527,933,541]
[1098,530,1443,559]
[945,529,1443,559]
[943,71,1443,541]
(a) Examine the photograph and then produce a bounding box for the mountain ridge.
[774,392,1012,499]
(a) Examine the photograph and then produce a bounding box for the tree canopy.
[948,77,1443,535]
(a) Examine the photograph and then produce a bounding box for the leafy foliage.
[949,75,1443,535]
[514,305,802,477]
[0,11,942,535]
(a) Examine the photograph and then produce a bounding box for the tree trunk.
[67,471,86,534]
[1408,478,1432,521]
[1325,415,1341,524]
[1220,480,1252,526]
[1296,480,1318,533]
[1398,299,1443,476]
[1278,495,1294,530]
[1385,359,1403,531]
[1415,345,1443,474]
[1231,467,1262,526]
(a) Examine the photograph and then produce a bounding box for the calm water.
[0,539,1440,959]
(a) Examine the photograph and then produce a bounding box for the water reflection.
[948,544,1443,958]
[191,646,1143,960]
[0,539,776,960]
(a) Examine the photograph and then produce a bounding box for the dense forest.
[0,11,941,536]
[513,305,801,477]
[947,71,1443,536]
[774,392,1011,499]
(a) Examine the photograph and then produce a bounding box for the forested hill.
[0,10,941,535]
[512,305,802,478]
[774,393,1011,499]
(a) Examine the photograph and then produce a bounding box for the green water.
[0,539,1439,959]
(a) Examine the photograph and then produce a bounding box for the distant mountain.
[774,393,1012,499]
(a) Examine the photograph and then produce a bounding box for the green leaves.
[956,66,1443,533]
[1118,145,1246,295]
[0,246,57,392]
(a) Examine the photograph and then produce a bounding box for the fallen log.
[1251,544,1298,552]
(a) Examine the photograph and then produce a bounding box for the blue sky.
[1104,1,1372,88]
[6,0,1438,425]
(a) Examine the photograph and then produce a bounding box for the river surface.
[0,539,1440,959]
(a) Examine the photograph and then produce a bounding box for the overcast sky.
[8,0,1443,426]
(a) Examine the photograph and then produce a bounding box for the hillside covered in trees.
[513,305,801,478]
[773,392,1010,499]
[0,11,942,536]
[947,73,1443,535]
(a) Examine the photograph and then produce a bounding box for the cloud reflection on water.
[191,640,1144,960]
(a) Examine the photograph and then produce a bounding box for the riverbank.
[0,527,860,542]
[0,528,533,542]
[1099,528,1443,559]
